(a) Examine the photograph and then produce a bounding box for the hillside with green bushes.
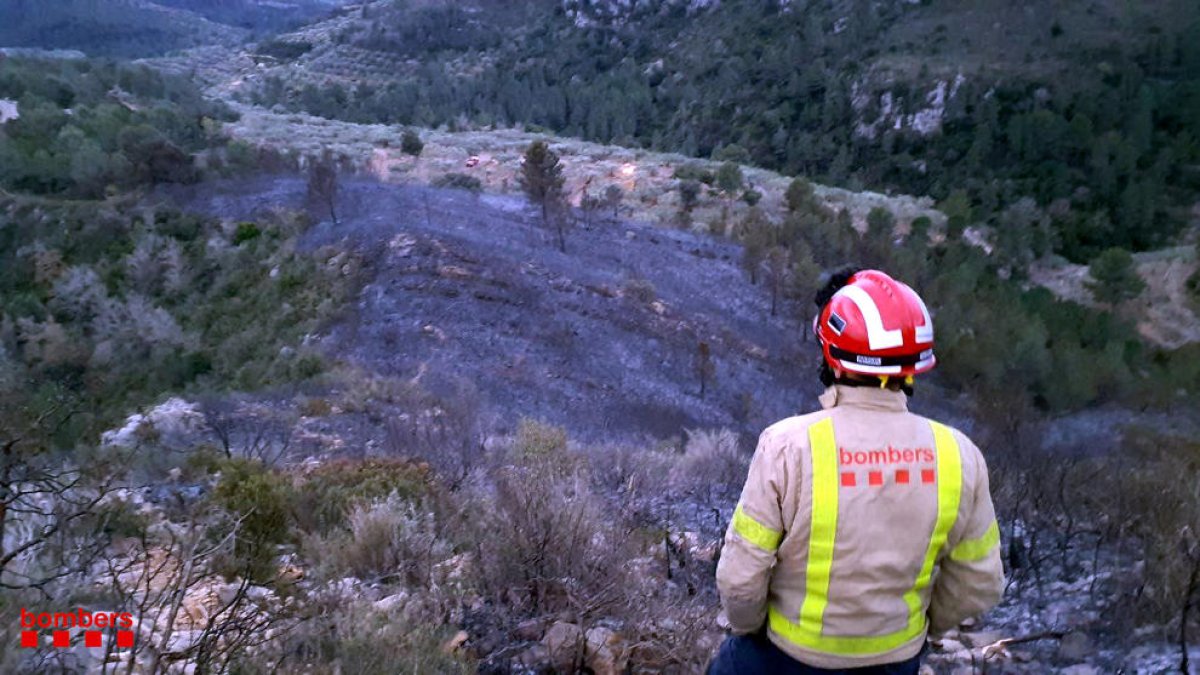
[243,0,1200,264]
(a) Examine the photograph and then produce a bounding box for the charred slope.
[169,175,835,441]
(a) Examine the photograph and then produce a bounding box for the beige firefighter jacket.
[716,384,1004,669]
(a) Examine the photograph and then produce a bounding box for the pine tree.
[1086,248,1145,306]
[716,161,744,198]
[401,128,424,157]
[716,161,744,228]
[785,177,816,214]
[862,206,896,269]
[520,140,567,252]
[788,241,822,342]
[738,208,772,285]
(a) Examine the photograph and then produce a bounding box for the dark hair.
[815,267,862,388]
[813,267,863,310]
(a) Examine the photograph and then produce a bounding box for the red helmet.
[813,270,935,378]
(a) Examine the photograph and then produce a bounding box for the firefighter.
[710,269,1004,674]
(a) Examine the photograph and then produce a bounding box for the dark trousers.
[707,632,923,675]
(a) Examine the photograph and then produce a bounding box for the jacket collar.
[819,384,909,413]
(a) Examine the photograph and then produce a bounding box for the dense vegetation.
[0,58,351,449]
[730,181,1200,415]
[249,0,1200,262]
[0,0,248,58]
[154,0,340,35]
[0,58,239,196]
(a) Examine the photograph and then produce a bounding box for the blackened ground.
[168,175,831,442]
[172,174,1171,451]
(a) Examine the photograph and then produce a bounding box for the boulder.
[441,630,469,655]
[1057,631,1093,661]
[542,621,583,671]
[516,643,549,669]
[514,618,545,642]
[584,627,628,675]
[932,637,967,653]
[373,592,409,613]
[960,630,1007,649]
[102,397,206,449]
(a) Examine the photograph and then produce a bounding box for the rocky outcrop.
[852,74,967,140]
[561,0,719,27]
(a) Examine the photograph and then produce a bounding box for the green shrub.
[674,162,715,185]
[507,418,582,485]
[211,458,296,583]
[400,128,424,157]
[96,496,152,539]
[233,222,262,245]
[292,458,431,534]
[432,172,482,191]
[255,40,314,61]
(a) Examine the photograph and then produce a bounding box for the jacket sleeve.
[716,429,785,634]
[928,442,1005,635]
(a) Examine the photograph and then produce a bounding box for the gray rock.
[516,643,549,668]
[541,621,583,671]
[584,626,628,675]
[932,637,967,653]
[514,618,545,641]
[1057,631,1093,660]
[960,630,1007,648]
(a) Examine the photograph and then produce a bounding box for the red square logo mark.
[20,631,38,648]
[840,472,856,487]
[116,631,134,649]
[895,469,910,484]
[85,631,103,648]
[868,471,883,486]
[53,631,70,648]
[921,469,936,484]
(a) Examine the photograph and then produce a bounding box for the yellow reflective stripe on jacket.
[768,418,963,656]
[902,421,963,636]
[950,520,1000,562]
[798,417,838,634]
[732,504,783,552]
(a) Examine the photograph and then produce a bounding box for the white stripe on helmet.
[834,285,904,350]
[912,289,934,344]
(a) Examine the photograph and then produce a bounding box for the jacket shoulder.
[912,415,989,475]
[759,410,835,448]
